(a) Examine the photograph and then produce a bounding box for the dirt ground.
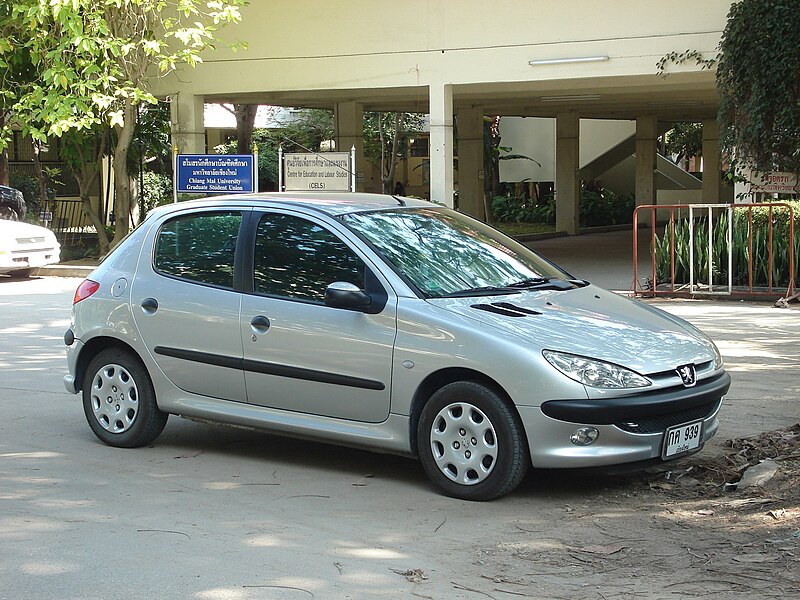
[449,427,800,600]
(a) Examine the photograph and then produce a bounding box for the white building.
[155,0,734,233]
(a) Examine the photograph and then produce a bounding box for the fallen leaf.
[173,450,203,459]
[697,509,714,516]
[649,482,674,491]
[391,568,428,583]
[578,544,628,555]
[732,554,775,563]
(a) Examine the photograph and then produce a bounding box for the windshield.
[339,208,572,297]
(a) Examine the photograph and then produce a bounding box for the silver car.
[64,193,729,500]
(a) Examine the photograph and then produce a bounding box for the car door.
[240,210,396,423]
[131,209,247,403]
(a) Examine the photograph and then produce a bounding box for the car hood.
[426,286,716,374]
[0,219,57,242]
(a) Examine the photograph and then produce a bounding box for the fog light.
[570,427,599,446]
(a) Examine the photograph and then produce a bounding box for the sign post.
[278,145,284,192]
[173,146,178,203]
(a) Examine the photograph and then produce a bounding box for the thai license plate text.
[663,420,703,459]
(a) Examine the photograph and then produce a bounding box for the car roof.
[149,192,438,219]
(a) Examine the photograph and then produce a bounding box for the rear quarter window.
[154,211,242,288]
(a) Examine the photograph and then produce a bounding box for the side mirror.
[324,281,372,311]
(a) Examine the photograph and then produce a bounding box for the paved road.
[1,276,797,599]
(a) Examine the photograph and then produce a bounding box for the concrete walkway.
[528,228,653,293]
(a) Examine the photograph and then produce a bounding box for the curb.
[34,264,96,278]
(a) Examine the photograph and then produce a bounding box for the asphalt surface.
[1,275,798,599]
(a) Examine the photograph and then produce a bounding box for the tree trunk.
[75,168,110,256]
[379,113,402,194]
[235,104,257,155]
[0,147,8,187]
[0,113,8,186]
[111,99,137,248]
[386,114,402,193]
[63,129,111,254]
[32,141,49,217]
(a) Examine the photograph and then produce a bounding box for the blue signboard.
[176,154,255,194]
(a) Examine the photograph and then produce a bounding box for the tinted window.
[254,213,365,302]
[154,211,241,288]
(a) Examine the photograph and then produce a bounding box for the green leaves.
[718,0,800,175]
[4,0,246,139]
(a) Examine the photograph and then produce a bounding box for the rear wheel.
[82,349,167,448]
[417,381,529,501]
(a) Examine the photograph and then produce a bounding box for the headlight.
[543,350,651,389]
[712,342,724,369]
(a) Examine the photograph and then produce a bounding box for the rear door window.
[154,211,242,288]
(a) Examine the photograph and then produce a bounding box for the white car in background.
[0,185,61,277]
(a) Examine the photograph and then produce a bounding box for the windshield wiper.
[435,277,587,298]
[507,277,575,291]
[507,277,551,288]
[436,285,522,298]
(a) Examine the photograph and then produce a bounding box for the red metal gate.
[633,203,796,300]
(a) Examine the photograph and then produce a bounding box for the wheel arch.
[74,336,143,393]
[408,367,524,457]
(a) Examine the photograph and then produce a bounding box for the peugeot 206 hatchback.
[64,193,730,500]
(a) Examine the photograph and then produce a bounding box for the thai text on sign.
[283,153,351,191]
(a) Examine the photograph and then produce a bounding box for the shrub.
[141,172,173,217]
[491,195,549,224]
[491,186,635,229]
[653,201,800,288]
[9,174,55,220]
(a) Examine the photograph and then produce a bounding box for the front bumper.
[522,372,729,468]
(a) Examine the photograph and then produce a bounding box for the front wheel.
[82,348,168,448]
[417,381,529,501]
[8,268,33,278]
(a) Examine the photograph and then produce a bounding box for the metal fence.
[50,198,94,247]
[633,203,796,300]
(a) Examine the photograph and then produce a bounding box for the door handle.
[141,297,159,314]
[250,315,271,334]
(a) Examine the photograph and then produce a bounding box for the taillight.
[74,279,100,304]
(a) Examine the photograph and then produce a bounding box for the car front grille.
[615,399,722,434]
[15,236,46,244]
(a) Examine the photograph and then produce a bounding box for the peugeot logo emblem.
[676,364,697,387]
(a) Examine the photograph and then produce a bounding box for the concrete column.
[702,120,721,203]
[429,84,454,207]
[456,108,484,219]
[555,113,580,235]
[170,92,205,154]
[334,101,365,192]
[635,116,658,207]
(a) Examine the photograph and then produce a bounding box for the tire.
[417,381,529,501]
[82,348,168,448]
[8,268,33,279]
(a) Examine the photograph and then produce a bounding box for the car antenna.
[391,195,406,206]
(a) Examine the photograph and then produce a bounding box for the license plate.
[662,419,704,459]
